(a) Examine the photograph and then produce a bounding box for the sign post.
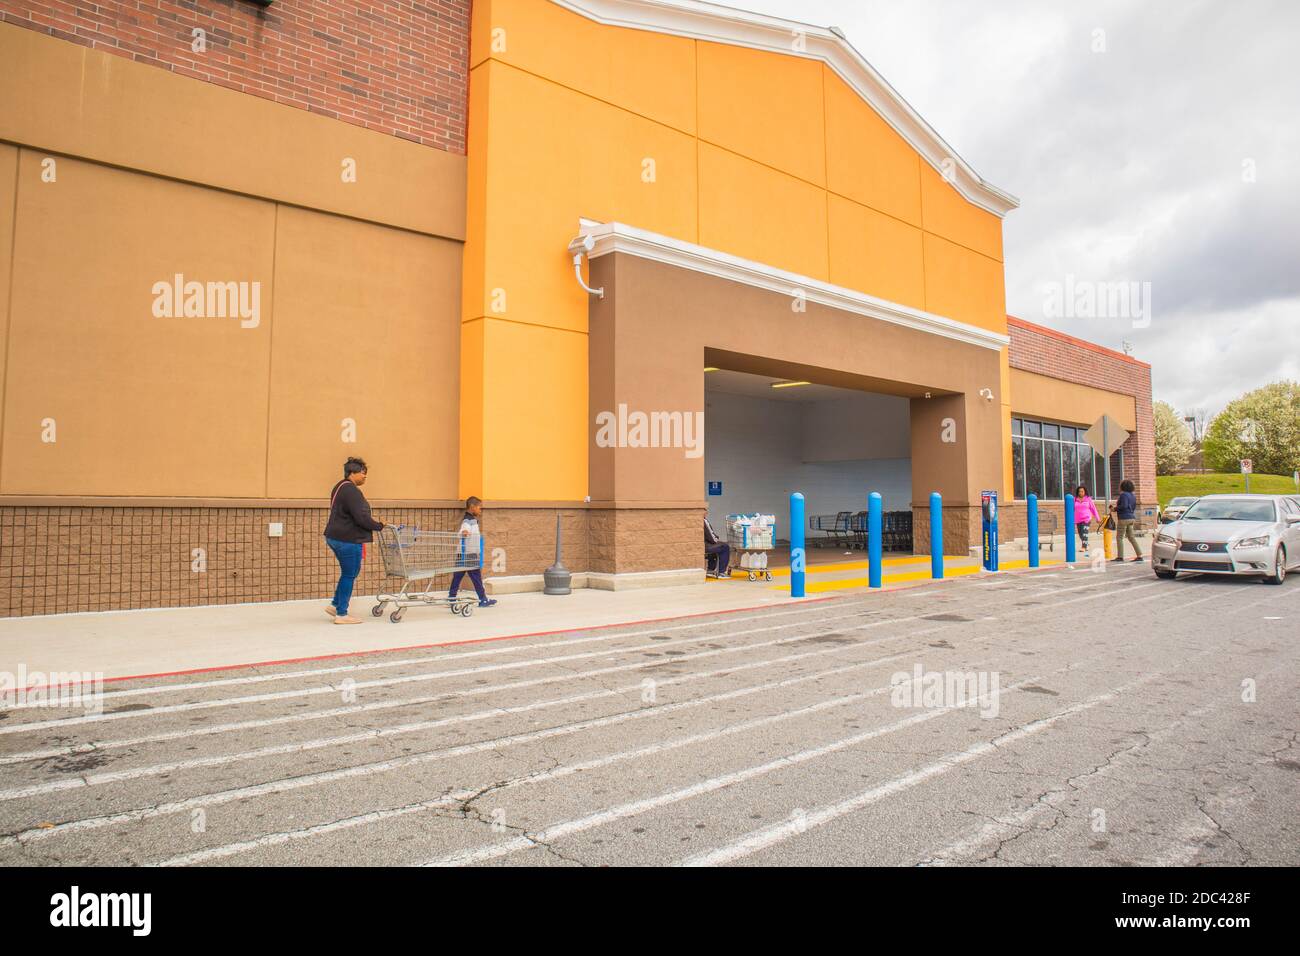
[981,490,999,572]
[1083,414,1130,510]
[1241,459,1252,494]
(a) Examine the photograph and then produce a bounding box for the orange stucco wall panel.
[463,61,697,334]
[698,143,829,282]
[478,319,588,500]
[823,66,922,226]
[696,41,826,187]
[461,3,1011,503]
[469,0,697,134]
[922,232,1008,335]
[827,193,926,312]
[919,162,1004,262]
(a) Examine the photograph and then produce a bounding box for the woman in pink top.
[1073,485,1101,551]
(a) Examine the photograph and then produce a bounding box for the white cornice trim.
[549,0,1019,218]
[583,220,1011,351]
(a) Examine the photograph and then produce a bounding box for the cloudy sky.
[739,0,1300,419]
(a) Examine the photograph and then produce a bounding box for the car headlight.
[1233,535,1271,550]
[1156,532,1178,545]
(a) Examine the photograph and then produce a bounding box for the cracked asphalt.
[0,563,1296,866]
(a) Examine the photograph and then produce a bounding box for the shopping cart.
[809,511,853,548]
[726,513,776,581]
[372,525,481,622]
[847,510,914,552]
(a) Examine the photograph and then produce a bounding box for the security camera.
[567,232,604,298]
[567,233,596,257]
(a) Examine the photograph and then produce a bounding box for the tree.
[1153,401,1194,475]
[1202,381,1300,476]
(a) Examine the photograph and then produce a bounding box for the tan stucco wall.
[588,253,1005,524]
[0,23,466,240]
[0,23,466,502]
[1009,367,1137,431]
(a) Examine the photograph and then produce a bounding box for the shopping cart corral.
[726,513,776,581]
[811,509,913,552]
[809,511,852,548]
[373,525,481,622]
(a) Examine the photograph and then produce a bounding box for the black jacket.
[704,516,721,545]
[324,479,384,543]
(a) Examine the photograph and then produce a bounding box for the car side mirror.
[1286,515,1300,526]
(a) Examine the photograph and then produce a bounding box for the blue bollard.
[1027,493,1039,568]
[790,492,806,598]
[930,492,943,579]
[1064,493,1076,564]
[868,492,883,588]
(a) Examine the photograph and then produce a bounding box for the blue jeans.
[326,538,364,616]
[449,568,487,602]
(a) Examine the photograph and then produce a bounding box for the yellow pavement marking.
[767,558,1062,593]
[766,555,970,578]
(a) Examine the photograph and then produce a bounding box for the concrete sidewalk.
[0,555,1080,684]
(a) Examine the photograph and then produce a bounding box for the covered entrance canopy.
[584,221,1011,570]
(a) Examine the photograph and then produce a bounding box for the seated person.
[704,515,730,578]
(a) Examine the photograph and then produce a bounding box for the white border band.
[582,220,1011,352]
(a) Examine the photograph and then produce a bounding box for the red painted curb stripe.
[10,593,848,691]
[5,560,1091,693]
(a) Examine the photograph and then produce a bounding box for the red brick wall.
[0,0,470,152]
[1007,316,1156,508]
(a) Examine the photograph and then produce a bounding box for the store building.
[0,0,1154,616]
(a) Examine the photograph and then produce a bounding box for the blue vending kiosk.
[981,490,999,572]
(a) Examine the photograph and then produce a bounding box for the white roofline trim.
[582,220,1011,351]
[549,0,1019,218]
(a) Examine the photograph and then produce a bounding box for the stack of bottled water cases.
[726,513,776,580]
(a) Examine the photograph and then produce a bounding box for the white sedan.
[1151,494,1300,584]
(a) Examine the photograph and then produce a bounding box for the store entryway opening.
[703,367,913,566]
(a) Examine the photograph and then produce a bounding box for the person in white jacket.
[448,496,497,607]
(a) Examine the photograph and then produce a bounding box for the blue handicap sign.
[707,481,723,496]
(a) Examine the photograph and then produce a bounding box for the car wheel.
[1264,546,1286,585]
[1154,568,1177,580]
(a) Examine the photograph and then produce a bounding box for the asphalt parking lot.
[0,564,1296,866]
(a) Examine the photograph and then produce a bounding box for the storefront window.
[1024,437,1044,499]
[1045,441,1062,500]
[1010,417,1125,500]
[1012,436,1025,499]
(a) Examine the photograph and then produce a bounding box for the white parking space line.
[0,578,1188,840]
[0,577,1167,766]
[154,656,995,867]
[0,616,985,843]
[0,614,945,801]
[0,605,893,735]
[419,673,1070,867]
[917,699,1220,866]
[677,655,1215,867]
[7,603,862,705]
